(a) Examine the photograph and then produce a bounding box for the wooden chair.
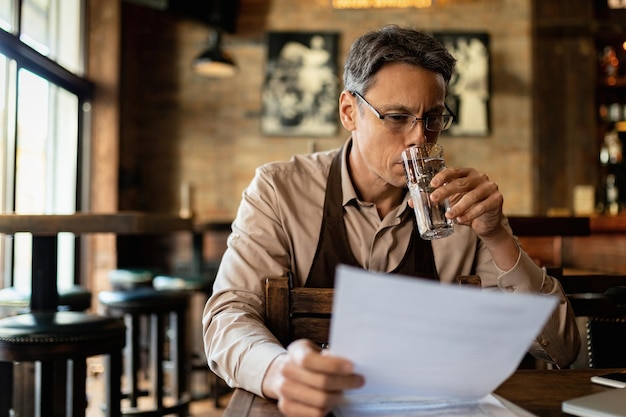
[557,274,626,368]
[265,277,333,347]
[265,273,626,370]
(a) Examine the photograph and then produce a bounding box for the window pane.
[16,70,48,214]
[53,88,78,213]
[21,0,83,74]
[14,68,77,290]
[13,69,48,292]
[20,0,50,55]
[0,54,7,210]
[56,0,82,74]
[0,0,14,32]
[0,53,9,288]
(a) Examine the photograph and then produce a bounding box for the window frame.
[0,5,93,289]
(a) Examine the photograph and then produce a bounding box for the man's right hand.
[261,339,365,417]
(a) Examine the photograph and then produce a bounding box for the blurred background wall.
[117,0,534,222]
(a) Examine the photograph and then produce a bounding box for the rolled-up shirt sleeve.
[202,152,332,397]
[202,166,292,397]
[496,250,581,368]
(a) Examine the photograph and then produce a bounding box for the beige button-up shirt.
[202,140,581,397]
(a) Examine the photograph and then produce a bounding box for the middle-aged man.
[203,25,581,417]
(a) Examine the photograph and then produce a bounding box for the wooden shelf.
[590,213,626,232]
[508,216,590,237]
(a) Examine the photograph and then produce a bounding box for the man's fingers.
[287,339,355,375]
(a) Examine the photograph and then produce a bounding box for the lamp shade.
[192,30,236,78]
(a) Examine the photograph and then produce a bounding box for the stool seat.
[99,287,189,312]
[0,311,123,345]
[0,286,92,316]
[153,275,213,292]
[0,311,125,417]
[109,269,154,291]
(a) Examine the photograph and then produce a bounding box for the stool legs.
[0,354,122,417]
[98,289,190,416]
[38,361,62,416]
[125,314,142,407]
[119,311,189,416]
[105,350,123,417]
[175,309,187,405]
[150,312,166,410]
[0,362,12,416]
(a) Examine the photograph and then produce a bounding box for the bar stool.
[109,269,154,291]
[152,273,230,408]
[98,287,191,416]
[0,311,125,417]
[0,285,92,317]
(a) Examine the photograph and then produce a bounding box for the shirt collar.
[340,138,359,207]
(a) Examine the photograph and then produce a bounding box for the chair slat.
[265,278,334,347]
[290,288,333,314]
[291,318,331,346]
[265,277,290,346]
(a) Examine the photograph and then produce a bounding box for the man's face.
[341,62,448,191]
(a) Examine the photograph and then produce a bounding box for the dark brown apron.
[305,147,438,288]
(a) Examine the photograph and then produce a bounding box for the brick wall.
[120,0,534,224]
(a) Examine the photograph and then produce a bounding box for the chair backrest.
[587,316,626,368]
[557,274,626,368]
[265,277,333,347]
[558,274,626,295]
[264,274,481,348]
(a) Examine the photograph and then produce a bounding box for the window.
[0,0,90,292]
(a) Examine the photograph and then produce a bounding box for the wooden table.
[222,369,621,417]
[0,212,193,311]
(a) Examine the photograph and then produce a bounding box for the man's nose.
[404,122,428,148]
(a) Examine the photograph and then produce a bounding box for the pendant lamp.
[192,30,237,78]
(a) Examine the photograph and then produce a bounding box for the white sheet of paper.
[329,264,557,414]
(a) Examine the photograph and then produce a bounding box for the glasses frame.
[351,91,455,133]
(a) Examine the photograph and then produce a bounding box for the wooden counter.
[565,220,626,274]
[0,212,192,235]
[507,214,626,274]
[589,213,626,233]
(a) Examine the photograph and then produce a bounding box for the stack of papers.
[329,265,558,417]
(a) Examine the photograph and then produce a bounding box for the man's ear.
[339,91,357,131]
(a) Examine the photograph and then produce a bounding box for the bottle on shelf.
[605,174,620,215]
[600,129,623,165]
[600,45,620,85]
[598,127,625,215]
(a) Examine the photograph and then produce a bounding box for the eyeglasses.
[351,91,455,134]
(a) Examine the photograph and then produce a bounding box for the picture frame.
[433,32,491,136]
[261,31,340,137]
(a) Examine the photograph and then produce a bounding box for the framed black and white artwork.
[433,32,491,136]
[261,31,340,137]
